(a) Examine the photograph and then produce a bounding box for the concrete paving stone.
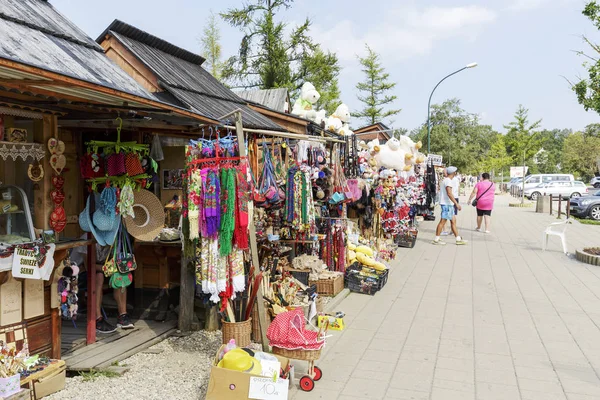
[361,349,402,364]
[560,378,600,396]
[475,382,521,400]
[566,393,600,400]
[475,353,515,371]
[521,391,567,400]
[508,339,548,356]
[351,367,393,382]
[517,377,565,394]
[291,387,340,400]
[475,368,518,386]
[394,360,435,375]
[355,359,397,373]
[431,386,475,400]
[384,388,429,399]
[340,377,389,399]
[388,372,433,392]
[433,377,475,392]
[512,353,553,368]
[515,365,561,381]
[435,357,474,371]
[434,367,474,383]
[555,367,600,384]
[368,338,404,351]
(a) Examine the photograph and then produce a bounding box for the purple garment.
[204,169,221,238]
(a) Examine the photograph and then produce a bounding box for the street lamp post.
[426,63,478,154]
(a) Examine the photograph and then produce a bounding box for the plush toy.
[399,135,423,154]
[372,137,409,171]
[325,104,354,136]
[292,82,320,120]
[314,110,327,125]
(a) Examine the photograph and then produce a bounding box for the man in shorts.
[433,166,467,245]
[441,171,461,235]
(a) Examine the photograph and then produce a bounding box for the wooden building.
[354,122,392,143]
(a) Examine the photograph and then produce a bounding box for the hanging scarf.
[229,247,245,293]
[204,237,220,303]
[234,164,250,249]
[204,169,220,238]
[219,168,236,257]
[187,169,202,240]
[117,183,135,218]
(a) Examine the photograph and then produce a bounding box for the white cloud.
[311,5,497,63]
[508,0,578,11]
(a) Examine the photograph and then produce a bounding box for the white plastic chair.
[542,219,572,254]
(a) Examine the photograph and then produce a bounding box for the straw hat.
[217,348,262,375]
[123,189,165,242]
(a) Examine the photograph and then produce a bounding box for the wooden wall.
[160,146,184,205]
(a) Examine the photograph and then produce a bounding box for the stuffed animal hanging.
[58,259,79,320]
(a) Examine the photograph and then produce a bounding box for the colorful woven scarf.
[219,168,236,256]
[204,169,220,238]
[230,247,245,293]
[234,165,250,249]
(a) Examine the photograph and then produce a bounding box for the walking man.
[433,166,467,245]
[441,170,461,235]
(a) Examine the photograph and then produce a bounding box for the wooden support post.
[178,256,195,332]
[558,197,562,219]
[86,232,97,345]
[567,199,571,219]
[550,195,553,215]
[234,111,269,349]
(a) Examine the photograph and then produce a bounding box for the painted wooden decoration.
[23,278,44,319]
[0,277,22,326]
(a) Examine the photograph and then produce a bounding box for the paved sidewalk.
[292,194,600,400]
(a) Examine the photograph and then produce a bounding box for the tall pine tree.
[353,44,401,125]
[199,12,223,79]
[220,0,340,108]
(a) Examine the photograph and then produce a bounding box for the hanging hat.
[123,189,165,242]
[79,193,121,246]
[217,348,262,375]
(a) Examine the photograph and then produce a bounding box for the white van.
[510,174,574,192]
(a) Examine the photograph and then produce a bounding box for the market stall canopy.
[97,20,283,131]
[0,0,218,125]
[354,123,392,143]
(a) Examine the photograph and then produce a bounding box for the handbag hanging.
[125,152,145,176]
[102,243,118,277]
[106,151,126,176]
[472,182,493,207]
[116,222,137,274]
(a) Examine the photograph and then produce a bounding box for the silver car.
[525,181,588,200]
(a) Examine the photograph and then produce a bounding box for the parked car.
[524,181,588,200]
[509,174,574,193]
[570,190,600,220]
[591,176,600,189]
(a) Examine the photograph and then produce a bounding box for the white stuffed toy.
[334,104,354,136]
[373,137,409,171]
[314,110,327,125]
[292,82,320,120]
[325,113,342,133]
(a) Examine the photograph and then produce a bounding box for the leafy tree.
[221,0,341,109]
[562,125,600,180]
[573,1,600,114]
[410,98,497,174]
[199,12,223,79]
[353,44,401,125]
[503,105,542,167]
[484,134,511,178]
[535,129,571,173]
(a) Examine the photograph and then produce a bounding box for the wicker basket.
[272,346,322,361]
[309,275,344,296]
[221,318,252,347]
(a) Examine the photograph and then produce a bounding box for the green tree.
[200,12,223,79]
[503,105,542,167]
[353,44,401,125]
[534,129,571,173]
[220,0,340,108]
[573,1,600,114]
[562,125,600,180]
[410,98,497,174]
[484,134,511,178]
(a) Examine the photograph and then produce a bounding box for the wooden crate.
[309,275,344,297]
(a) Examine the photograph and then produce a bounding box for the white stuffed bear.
[314,109,327,125]
[373,137,409,171]
[292,82,320,120]
[334,104,354,136]
[325,113,342,133]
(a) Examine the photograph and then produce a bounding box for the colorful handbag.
[116,223,137,274]
[125,153,144,177]
[106,152,126,176]
[102,244,118,277]
[79,153,105,179]
[109,272,132,289]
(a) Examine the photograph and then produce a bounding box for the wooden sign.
[23,279,44,319]
[0,277,22,326]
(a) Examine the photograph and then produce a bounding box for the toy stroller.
[267,308,328,392]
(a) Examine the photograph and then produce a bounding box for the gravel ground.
[47,330,222,400]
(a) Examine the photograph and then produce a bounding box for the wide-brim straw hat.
[123,189,165,242]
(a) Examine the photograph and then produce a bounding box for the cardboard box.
[32,365,65,398]
[318,315,345,331]
[205,346,290,400]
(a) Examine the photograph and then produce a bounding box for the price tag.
[259,360,281,379]
[248,377,289,400]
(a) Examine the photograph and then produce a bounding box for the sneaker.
[96,317,116,334]
[485,231,491,234]
[475,228,481,232]
[441,231,450,236]
[432,240,447,245]
[456,239,469,245]
[117,313,135,329]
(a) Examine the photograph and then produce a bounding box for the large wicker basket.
[272,346,322,361]
[309,275,344,296]
[221,318,252,347]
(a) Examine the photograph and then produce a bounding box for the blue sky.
[52,0,598,132]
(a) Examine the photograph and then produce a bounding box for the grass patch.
[573,217,600,225]
[79,369,121,382]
